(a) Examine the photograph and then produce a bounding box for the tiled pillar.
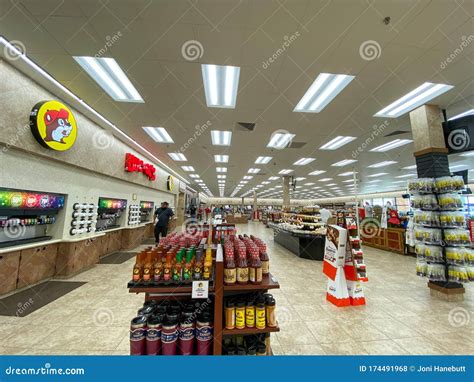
[409,104,464,300]
[282,176,290,211]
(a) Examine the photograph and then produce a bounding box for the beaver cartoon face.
[44,108,73,144]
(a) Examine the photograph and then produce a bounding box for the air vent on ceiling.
[287,141,306,149]
[384,130,410,137]
[234,122,256,131]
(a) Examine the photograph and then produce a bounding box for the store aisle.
[0,222,472,355]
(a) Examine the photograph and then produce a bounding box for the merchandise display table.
[225,214,248,224]
[362,227,405,254]
[269,223,325,260]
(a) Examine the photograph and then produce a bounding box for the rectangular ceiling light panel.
[214,155,229,163]
[370,139,413,152]
[294,73,355,113]
[293,158,315,166]
[211,130,232,146]
[255,156,272,164]
[267,133,295,149]
[74,56,144,103]
[201,64,240,108]
[374,82,454,118]
[168,152,187,161]
[142,127,174,143]
[331,159,357,167]
[320,136,356,150]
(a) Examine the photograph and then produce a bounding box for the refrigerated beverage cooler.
[96,197,127,232]
[139,201,154,223]
[0,188,65,248]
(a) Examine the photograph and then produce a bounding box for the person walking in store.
[154,201,174,244]
[320,207,332,224]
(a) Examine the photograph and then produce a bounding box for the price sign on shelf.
[192,280,209,299]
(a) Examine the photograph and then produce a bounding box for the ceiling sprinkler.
[383,16,391,25]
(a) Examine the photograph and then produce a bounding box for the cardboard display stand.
[323,224,367,307]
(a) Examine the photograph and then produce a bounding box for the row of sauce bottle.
[225,293,277,330]
[223,235,270,285]
[222,334,271,356]
[132,244,214,284]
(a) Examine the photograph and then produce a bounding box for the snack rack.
[409,177,472,290]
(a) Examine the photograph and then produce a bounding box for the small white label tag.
[192,280,209,299]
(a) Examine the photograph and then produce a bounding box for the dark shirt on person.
[155,207,174,227]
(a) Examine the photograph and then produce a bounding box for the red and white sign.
[125,153,156,181]
[323,225,347,280]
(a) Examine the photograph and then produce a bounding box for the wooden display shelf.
[128,283,215,294]
[223,273,280,291]
[223,325,280,335]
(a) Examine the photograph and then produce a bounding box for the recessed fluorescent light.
[450,164,467,170]
[374,82,454,118]
[319,178,333,182]
[243,176,253,180]
[293,158,315,166]
[319,136,356,150]
[218,180,226,183]
[332,159,357,167]
[240,181,248,184]
[396,173,415,178]
[367,172,388,177]
[214,155,229,163]
[460,152,474,157]
[294,73,355,113]
[338,171,357,176]
[181,166,195,172]
[142,126,174,143]
[267,133,295,149]
[368,161,397,168]
[189,174,200,178]
[295,177,306,181]
[268,176,280,181]
[342,179,355,183]
[248,168,261,174]
[216,167,227,173]
[304,182,315,186]
[73,56,143,103]
[278,169,293,174]
[168,152,187,161]
[448,109,474,121]
[308,170,326,176]
[367,180,381,183]
[402,165,417,170]
[255,156,272,164]
[217,175,226,179]
[326,183,337,186]
[201,64,240,108]
[262,181,270,185]
[370,139,413,152]
[211,130,232,146]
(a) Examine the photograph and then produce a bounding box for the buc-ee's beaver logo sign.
[29,100,77,151]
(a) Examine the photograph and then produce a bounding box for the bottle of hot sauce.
[193,247,204,280]
[250,254,263,284]
[203,248,213,280]
[143,252,152,283]
[260,251,270,276]
[236,254,249,284]
[183,250,193,281]
[173,251,183,282]
[163,252,173,282]
[224,254,237,285]
[132,253,144,282]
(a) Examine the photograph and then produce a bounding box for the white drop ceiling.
[1,0,473,199]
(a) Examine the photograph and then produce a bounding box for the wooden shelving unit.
[127,245,280,355]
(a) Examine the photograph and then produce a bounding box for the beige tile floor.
[0,221,473,355]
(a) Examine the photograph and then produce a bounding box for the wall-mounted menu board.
[0,188,65,209]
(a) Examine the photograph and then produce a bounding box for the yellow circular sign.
[167,176,174,191]
[30,100,77,151]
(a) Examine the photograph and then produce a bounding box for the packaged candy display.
[468,267,474,281]
[434,176,465,193]
[411,194,438,210]
[448,266,469,283]
[413,210,440,227]
[443,229,471,246]
[408,178,435,194]
[445,247,466,265]
[130,299,213,356]
[439,211,466,228]
[437,193,463,210]
[416,260,428,277]
[415,244,443,263]
[414,227,442,245]
[426,263,446,281]
[466,248,474,266]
